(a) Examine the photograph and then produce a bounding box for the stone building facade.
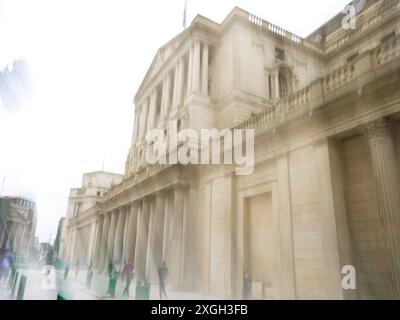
[62,172,123,266]
[65,0,400,299]
[0,196,37,258]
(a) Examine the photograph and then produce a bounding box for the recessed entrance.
[244,192,274,297]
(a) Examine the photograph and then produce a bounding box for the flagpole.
[183,0,188,29]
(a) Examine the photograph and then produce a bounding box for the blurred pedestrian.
[158,262,168,300]
[75,259,80,280]
[243,270,252,300]
[122,259,134,297]
[64,262,70,280]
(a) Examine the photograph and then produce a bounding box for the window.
[275,48,285,61]
[279,72,288,99]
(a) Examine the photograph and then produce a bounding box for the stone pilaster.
[125,203,138,263]
[361,118,400,298]
[93,216,103,269]
[315,139,354,299]
[145,198,157,282]
[106,210,118,266]
[162,73,172,121]
[134,200,150,282]
[201,42,209,96]
[139,100,149,141]
[131,109,140,147]
[147,91,158,132]
[168,187,185,289]
[187,46,194,96]
[192,40,201,93]
[98,213,111,272]
[177,59,185,107]
[113,207,127,264]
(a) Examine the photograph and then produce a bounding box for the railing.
[236,36,400,131]
[235,82,312,130]
[323,63,355,92]
[248,12,303,45]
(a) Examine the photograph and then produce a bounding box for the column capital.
[360,117,394,141]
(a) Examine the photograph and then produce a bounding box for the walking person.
[75,259,80,280]
[64,262,70,280]
[122,259,134,297]
[243,270,252,300]
[158,262,169,300]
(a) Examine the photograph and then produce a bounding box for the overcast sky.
[0,0,350,243]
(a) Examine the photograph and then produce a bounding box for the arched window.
[279,71,289,99]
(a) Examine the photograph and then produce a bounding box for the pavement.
[0,265,222,300]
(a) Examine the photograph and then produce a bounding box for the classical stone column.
[131,109,140,147]
[187,46,194,96]
[192,40,201,94]
[147,91,158,132]
[172,65,179,111]
[201,42,209,96]
[168,187,185,288]
[124,203,138,263]
[361,118,400,298]
[162,192,172,263]
[93,216,104,269]
[162,73,172,120]
[98,212,111,272]
[139,100,149,141]
[113,207,127,265]
[145,198,157,282]
[106,210,118,267]
[134,200,150,282]
[177,60,185,106]
[154,193,166,272]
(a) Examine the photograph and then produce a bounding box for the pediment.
[136,28,192,100]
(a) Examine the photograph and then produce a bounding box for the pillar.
[201,42,209,96]
[147,91,158,132]
[106,210,118,267]
[113,207,127,264]
[132,109,140,147]
[178,59,185,106]
[154,193,166,273]
[162,73,172,120]
[168,187,185,288]
[124,203,139,263]
[93,216,104,269]
[192,40,201,93]
[361,118,400,298]
[98,212,111,272]
[187,46,194,96]
[145,198,157,282]
[134,200,150,282]
[172,65,179,111]
[139,100,149,141]
[315,139,354,299]
[162,192,172,263]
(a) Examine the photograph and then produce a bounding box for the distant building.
[0,196,38,257]
[53,217,66,260]
[62,172,123,265]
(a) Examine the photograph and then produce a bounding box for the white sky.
[0,0,350,243]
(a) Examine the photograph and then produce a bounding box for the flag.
[183,0,188,29]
